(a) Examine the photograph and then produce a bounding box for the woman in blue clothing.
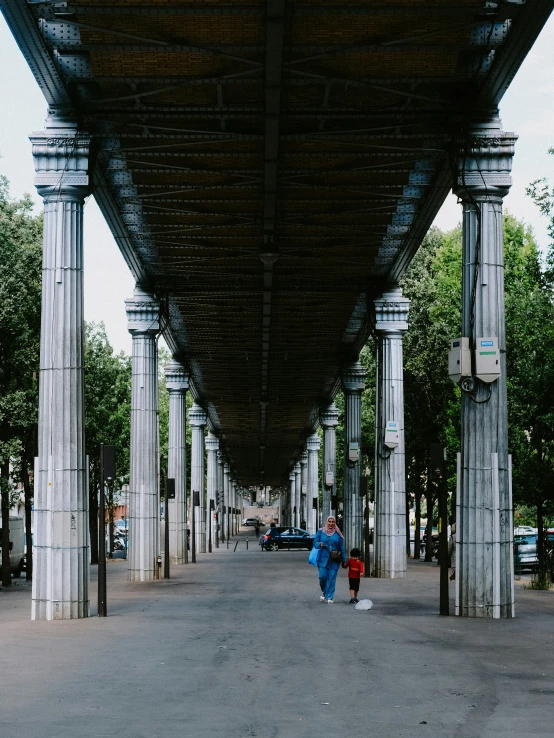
[313,516,346,603]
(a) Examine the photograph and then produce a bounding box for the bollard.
[234,541,239,552]
[246,538,249,551]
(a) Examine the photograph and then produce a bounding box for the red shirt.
[345,558,364,578]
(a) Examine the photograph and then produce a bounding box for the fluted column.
[288,471,295,528]
[223,463,231,539]
[293,463,301,528]
[189,404,207,554]
[320,403,339,522]
[206,433,219,552]
[217,451,225,542]
[453,119,516,618]
[230,479,237,536]
[307,433,320,534]
[164,362,189,564]
[126,286,161,582]
[300,452,308,528]
[342,362,366,552]
[374,288,410,579]
[31,112,91,620]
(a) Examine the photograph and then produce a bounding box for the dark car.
[514,534,538,570]
[260,527,315,551]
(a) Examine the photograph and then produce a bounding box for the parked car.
[514,526,537,536]
[260,527,315,551]
[514,533,538,570]
[243,518,260,527]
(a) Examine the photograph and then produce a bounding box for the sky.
[1,13,553,354]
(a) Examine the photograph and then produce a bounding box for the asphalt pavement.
[1,532,553,738]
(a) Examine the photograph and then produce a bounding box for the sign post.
[431,443,449,616]
[98,444,115,618]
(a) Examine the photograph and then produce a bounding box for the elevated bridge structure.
[2,0,551,620]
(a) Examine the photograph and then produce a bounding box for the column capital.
[293,462,301,474]
[217,450,225,465]
[306,432,321,453]
[206,432,219,453]
[453,118,517,201]
[164,361,189,393]
[342,360,367,394]
[320,402,339,429]
[374,286,410,335]
[125,286,160,336]
[224,463,231,475]
[31,112,91,201]
[300,451,308,468]
[188,402,207,427]
[289,471,296,482]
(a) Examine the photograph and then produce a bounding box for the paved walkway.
[1,537,553,738]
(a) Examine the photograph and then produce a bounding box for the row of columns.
[31,109,515,619]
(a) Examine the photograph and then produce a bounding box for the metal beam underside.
[1,0,551,485]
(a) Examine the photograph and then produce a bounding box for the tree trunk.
[537,495,545,575]
[1,461,11,588]
[414,491,421,560]
[90,465,99,565]
[425,476,433,562]
[21,457,33,582]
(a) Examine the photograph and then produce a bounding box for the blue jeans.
[318,565,339,600]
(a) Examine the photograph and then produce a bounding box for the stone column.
[374,287,410,578]
[230,480,237,535]
[217,451,225,542]
[307,433,321,534]
[320,403,339,522]
[164,361,188,564]
[126,286,161,582]
[342,362,366,552]
[288,471,296,528]
[31,112,91,620]
[206,433,219,552]
[189,403,207,554]
[293,463,301,528]
[453,119,516,618]
[300,451,308,528]
[223,463,231,539]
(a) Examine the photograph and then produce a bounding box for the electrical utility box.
[384,421,399,449]
[325,470,334,487]
[348,442,360,462]
[475,336,500,383]
[448,337,471,384]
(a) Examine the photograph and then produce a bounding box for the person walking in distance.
[313,516,346,604]
[343,547,364,603]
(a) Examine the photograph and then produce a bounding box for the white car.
[243,518,260,527]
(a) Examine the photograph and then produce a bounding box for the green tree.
[0,176,42,585]
[84,322,132,562]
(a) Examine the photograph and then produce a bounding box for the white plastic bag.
[354,599,373,610]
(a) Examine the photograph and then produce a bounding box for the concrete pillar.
[288,471,295,528]
[164,361,189,564]
[189,403,207,554]
[453,119,516,618]
[126,286,161,582]
[223,463,230,539]
[342,361,366,552]
[206,433,219,552]
[373,287,410,578]
[31,113,91,620]
[320,403,339,522]
[293,463,301,528]
[300,451,308,528]
[306,433,321,534]
[217,451,225,542]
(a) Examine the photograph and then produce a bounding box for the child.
[342,547,364,603]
